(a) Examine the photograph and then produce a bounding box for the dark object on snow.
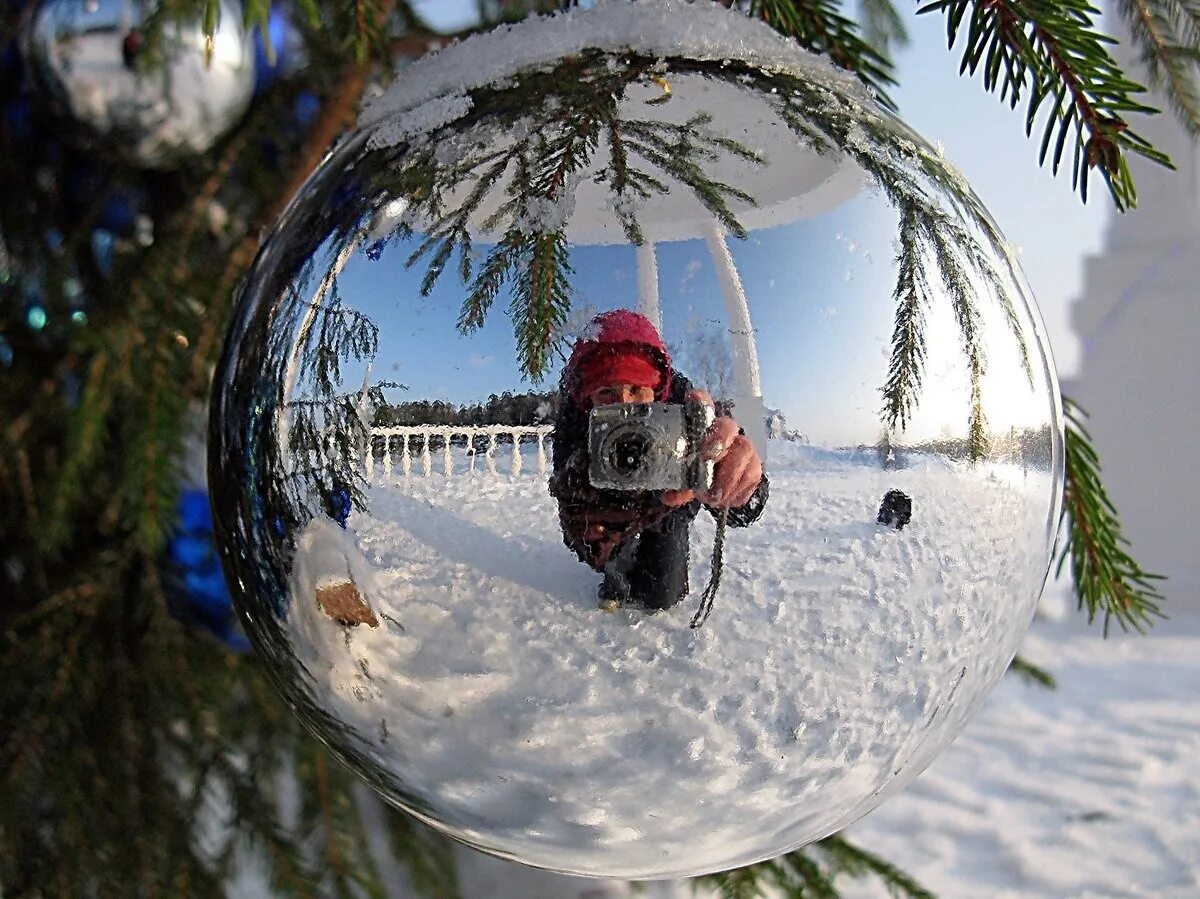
[315,580,379,628]
[321,481,352,528]
[121,30,143,70]
[877,489,913,530]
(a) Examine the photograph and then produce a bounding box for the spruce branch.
[39,352,115,552]
[510,229,574,380]
[1058,396,1167,634]
[704,865,764,899]
[1007,653,1057,688]
[927,222,989,460]
[812,834,936,899]
[461,230,524,332]
[386,55,764,376]
[881,204,932,433]
[410,150,516,292]
[745,64,1023,446]
[1116,0,1200,133]
[746,0,900,109]
[375,789,461,899]
[919,0,1173,209]
[696,832,935,898]
[606,120,652,245]
[623,112,763,237]
[781,851,843,899]
[859,0,912,56]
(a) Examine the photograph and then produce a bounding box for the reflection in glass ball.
[24,0,254,167]
[210,3,1063,880]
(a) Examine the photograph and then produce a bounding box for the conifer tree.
[0,0,1182,894]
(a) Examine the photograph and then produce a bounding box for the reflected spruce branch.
[261,258,397,530]
[380,52,764,379]
[741,64,1034,457]
[882,204,930,434]
[363,53,1035,450]
[927,221,990,460]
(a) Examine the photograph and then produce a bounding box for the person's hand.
[662,390,763,510]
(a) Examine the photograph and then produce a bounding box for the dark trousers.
[603,510,691,610]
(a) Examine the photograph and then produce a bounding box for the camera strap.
[689,508,728,629]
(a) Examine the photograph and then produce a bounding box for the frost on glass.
[210,7,1063,881]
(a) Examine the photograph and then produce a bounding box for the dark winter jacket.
[549,369,769,570]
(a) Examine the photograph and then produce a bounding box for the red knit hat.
[573,347,663,405]
[564,310,672,406]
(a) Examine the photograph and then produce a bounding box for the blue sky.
[316,2,1119,445]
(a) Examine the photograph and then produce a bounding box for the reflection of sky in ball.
[407,0,1104,384]
[334,186,1047,448]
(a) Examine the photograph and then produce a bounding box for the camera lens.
[609,432,650,475]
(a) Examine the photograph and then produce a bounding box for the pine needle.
[1058,396,1167,634]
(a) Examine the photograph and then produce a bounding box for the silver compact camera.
[587,400,715,492]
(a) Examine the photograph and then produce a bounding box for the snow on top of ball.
[359,0,866,147]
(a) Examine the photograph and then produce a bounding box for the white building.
[1063,29,1200,603]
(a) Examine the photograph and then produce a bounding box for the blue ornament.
[170,533,212,569]
[166,488,250,652]
[253,4,307,92]
[99,191,139,235]
[1,95,33,141]
[178,487,212,532]
[330,483,352,527]
[65,161,148,237]
[293,90,320,128]
[91,230,116,277]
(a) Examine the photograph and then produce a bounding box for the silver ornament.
[24,0,254,167]
[210,1,1063,880]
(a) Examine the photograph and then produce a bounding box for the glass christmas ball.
[23,0,254,167]
[210,1,1063,880]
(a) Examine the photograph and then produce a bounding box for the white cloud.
[680,258,703,292]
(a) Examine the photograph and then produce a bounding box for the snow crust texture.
[282,447,1053,879]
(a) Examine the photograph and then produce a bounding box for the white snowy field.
[447,584,1200,899]
[281,442,1056,879]
[836,589,1200,899]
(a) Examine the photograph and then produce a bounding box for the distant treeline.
[372,390,560,429]
[856,424,1056,468]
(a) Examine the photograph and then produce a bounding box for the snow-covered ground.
[449,584,1200,898]
[228,439,1200,896]
[836,588,1200,899]
[281,442,1057,879]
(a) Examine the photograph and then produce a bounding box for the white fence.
[365,425,556,479]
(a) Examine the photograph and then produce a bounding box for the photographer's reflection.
[549,310,768,613]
